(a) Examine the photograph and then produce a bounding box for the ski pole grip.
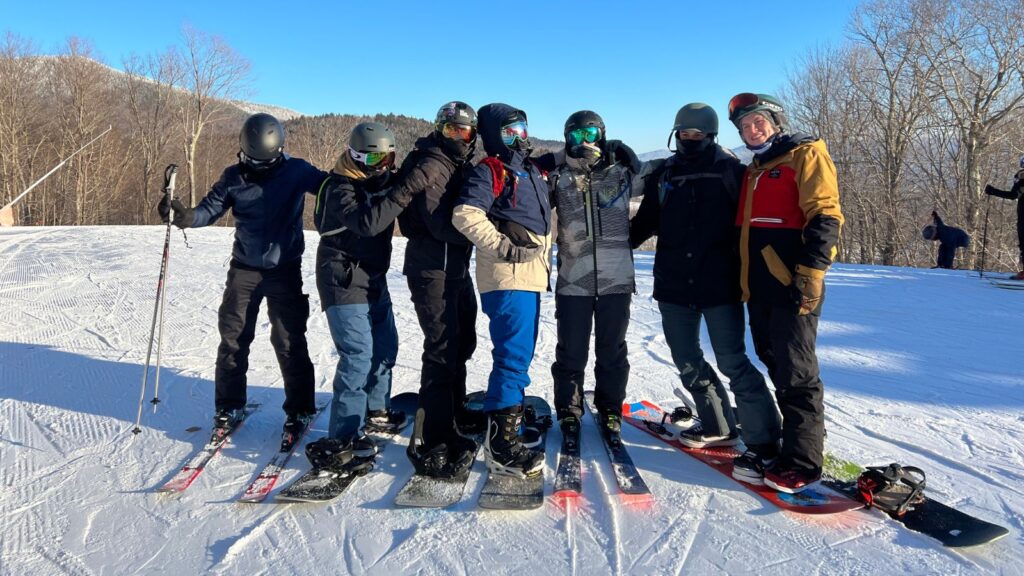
[164,164,179,194]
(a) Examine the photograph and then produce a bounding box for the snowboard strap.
[856,463,926,516]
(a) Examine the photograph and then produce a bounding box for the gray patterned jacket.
[551,154,643,296]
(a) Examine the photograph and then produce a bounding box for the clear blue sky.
[4,0,860,153]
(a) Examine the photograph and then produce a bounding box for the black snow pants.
[551,293,631,420]
[746,297,825,474]
[215,258,315,416]
[407,274,478,448]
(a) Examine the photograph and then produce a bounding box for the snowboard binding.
[522,404,553,448]
[856,463,927,516]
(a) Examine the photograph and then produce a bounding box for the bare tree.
[122,48,182,223]
[0,33,47,224]
[176,25,251,205]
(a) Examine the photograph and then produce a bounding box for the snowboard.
[821,471,1010,547]
[394,391,485,508]
[276,392,417,503]
[478,395,551,510]
[622,399,862,514]
[157,403,259,493]
[583,391,652,501]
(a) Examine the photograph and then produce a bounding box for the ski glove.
[793,265,825,315]
[497,235,543,263]
[157,196,193,229]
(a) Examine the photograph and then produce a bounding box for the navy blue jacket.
[458,103,551,237]
[190,157,326,269]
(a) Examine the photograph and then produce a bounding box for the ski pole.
[979,194,991,278]
[133,164,178,434]
[0,126,112,219]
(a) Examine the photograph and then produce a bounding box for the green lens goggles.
[567,126,601,146]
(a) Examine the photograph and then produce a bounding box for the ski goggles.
[441,122,477,143]
[728,93,761,118]
[567,126,601,146]
[675,129,705,140]
[239,151,282,170]
[500,121,529,147]
[349,147,395,168]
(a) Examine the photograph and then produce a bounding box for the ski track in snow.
[1,227,1022,574]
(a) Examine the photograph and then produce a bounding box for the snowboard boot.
[677,423,739,449]
[213,407,246,431]
[484,406,544,479]
[764,463,822,494]
[282,411,317,450]
[365,408,408,434]
[597,411,623,447]
[351,434,379,459]
[731,444,779,485]
[305,437,355,471]
[446,433,479,475]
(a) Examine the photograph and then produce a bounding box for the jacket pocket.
[760,245,793,286]
[319,259,353,290]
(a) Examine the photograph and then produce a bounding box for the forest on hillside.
[1,0,1023,271]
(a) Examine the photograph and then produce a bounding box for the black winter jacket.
[630,145,745,308]
[313,171,405,308]
[397,134,475,279]
[191,157,326,269]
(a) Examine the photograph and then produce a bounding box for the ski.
[584,391,651,501]
[989,278,1024,290]
[157,403,259,493]
[276,392,417,503]
[551,413,581,500]
[237,401,328,503]
[622,399,861,514]
[478,396,552,510]
[394,392,485,508]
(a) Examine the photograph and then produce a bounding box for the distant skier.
[397,102,482,478]
[630,103,782,475]
[452,103,552,478]
[922,211,970,269]
[158,113,326,437]
[535,110,642,446]
[984,156,1024,280]
[727,93,844,493]
[305,122,420,466]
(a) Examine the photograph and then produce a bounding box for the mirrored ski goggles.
[567,126,601,146]
[728,92,761,117]
[239,151,282,170]
[500,121,529,146]
[441,122,477,143]
[349,147,395,168]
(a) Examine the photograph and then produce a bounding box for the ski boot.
[282,411,316,451]
[213,407,246,433]
[597,411,622,447]
[484,406,544,478]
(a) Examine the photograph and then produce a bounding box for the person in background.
[984,156,1024,280]
[922,210,971,269]
[158,113,325,441]
[727,93,844,494]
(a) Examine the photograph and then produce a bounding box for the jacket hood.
[478,103,527,162]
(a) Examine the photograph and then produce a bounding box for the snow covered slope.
[1,226,1021,574]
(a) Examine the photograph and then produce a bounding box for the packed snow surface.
[1,226,1021,574]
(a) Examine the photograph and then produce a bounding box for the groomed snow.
[1,226,1021,574]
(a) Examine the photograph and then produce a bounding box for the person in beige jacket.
[452,103,552,479]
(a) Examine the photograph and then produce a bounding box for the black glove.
[984,184,998,196]
[157,196,193,228]
[609,140,642,173]
[386,185,418,208]
[497,235,543,263]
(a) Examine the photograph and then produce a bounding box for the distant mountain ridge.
[639,145,752,165]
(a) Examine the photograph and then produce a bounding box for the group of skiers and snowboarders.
[156,91,1021,497]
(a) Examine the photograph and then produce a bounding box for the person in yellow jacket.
[727,93,844,494]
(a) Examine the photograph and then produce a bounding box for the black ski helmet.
[564,110,606,143]
[667,103,718,148]
[434,101,478,131]
[239,113,285,161]
[727,93,789,134]
[348,122,396,174]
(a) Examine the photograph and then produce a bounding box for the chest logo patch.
[769,168,782,179]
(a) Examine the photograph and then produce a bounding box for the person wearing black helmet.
[922,210,970,269]
[395,101,482,478]
[726,92,844,493]
[307,121,422,464]
[984,156,1024,280]
[453,103,552,478]
[536,110,642,445]
[157,112,327,439]
[630,103,783,472]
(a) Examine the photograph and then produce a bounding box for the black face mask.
[676,137,711,158]
[568,143,602,163]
